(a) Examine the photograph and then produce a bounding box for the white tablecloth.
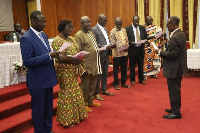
[187,49,200,69]
[0,39,54,89]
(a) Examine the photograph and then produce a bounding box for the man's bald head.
[115,17,122,23]
[81,16,90,24]
[80,16,91,32]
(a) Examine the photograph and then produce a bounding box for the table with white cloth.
[187,49,200,70]
[0,39,54,89]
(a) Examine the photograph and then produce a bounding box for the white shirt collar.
[97,23,110,45]
[97,23,105,29]
[132,23,138,29]
[30,27,43,38]
[170,28,180,38]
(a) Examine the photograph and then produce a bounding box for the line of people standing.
[20,10,187,133]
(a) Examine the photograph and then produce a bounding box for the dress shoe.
[95,94,104,101]
[34,130,54,133]
[139,81,146,85]
[150,75,159,79]
[165,109,172,113]
[113,85,120,90]
[130,81,135,86]
[102,90,114,96]
[85,106,92,113]
[163,113,182,119]
[88,102,101,107]
[121,84,130,88]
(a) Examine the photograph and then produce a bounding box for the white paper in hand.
[72,51,89,58]
[137,39,147,45]
[151,42,158,50]
[98,45,108,51]
[59,43,72,52]
[155,32,163,40]
[119,45,129,52]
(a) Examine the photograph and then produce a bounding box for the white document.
[119,45,129,52]
[155,32,163,40]
[135,40,146,47]
[71,51,89,59]
[98,45,108,51]
[59,43,72,52]
[98,42,118,51]
[151,42,158,50]
[136,39,147,45]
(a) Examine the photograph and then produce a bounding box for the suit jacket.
[125,25,147,57]
[160,29,187,78]
[7,31,21,42]
[20,28,57,89]
[91,24,111,57]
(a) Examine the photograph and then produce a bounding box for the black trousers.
[129,52,144,82]
[167,77,182,114]
[113,56,128,86]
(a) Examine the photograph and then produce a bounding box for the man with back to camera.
[155,16,187,119]
[20,10,59,133]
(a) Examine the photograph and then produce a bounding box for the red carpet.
[22,71,200,133]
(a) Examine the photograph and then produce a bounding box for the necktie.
[136,28,140,41]
[38,33,49,50]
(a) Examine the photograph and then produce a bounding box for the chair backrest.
[3,35,8,41]
[186,41,190,49]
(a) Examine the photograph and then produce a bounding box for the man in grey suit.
[156,16,187,119]
[91,14,114,101]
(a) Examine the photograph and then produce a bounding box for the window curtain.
[195,0,200,49]
[149,0,161,27]
[0,0,14,31]
[188,0,194,48]
[137,0,145,25]
[170,0,183,30]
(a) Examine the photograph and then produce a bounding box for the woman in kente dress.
[51,19,87,127]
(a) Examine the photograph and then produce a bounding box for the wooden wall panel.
[41,0,136,38]
[0,0,28,41]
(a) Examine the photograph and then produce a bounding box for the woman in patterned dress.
[51,19,87,127]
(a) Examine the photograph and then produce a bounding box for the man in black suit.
[126,16,148,86]
[156,16,187,119]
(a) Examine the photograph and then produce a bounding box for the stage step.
[0,85,59,120]
[0,98,58,133]
[0,66,129,133]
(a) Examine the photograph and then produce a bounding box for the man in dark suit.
[7,22,26,42]
[156,16,187,119]
[91,14,114,101]
[20,11,58,133]
[126,16,148,86]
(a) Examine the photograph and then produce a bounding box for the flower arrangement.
[13,61,27,73]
